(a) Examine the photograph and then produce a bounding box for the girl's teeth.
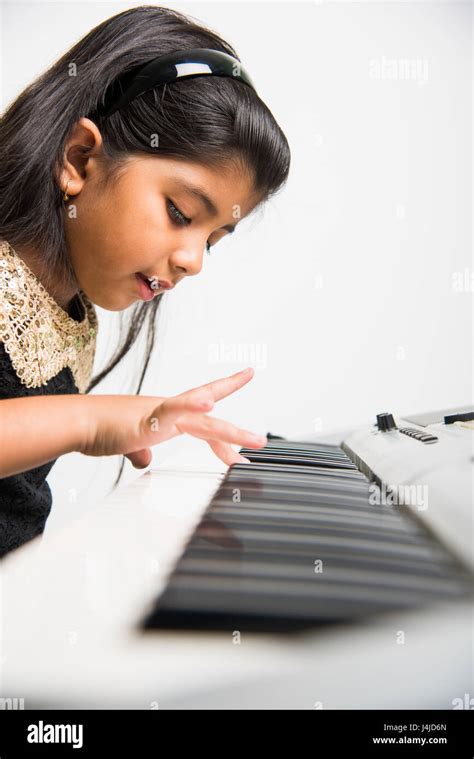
[147,276,160,290]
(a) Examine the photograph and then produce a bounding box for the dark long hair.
[0,5,291,489]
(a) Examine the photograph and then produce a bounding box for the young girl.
[0,5,290,559]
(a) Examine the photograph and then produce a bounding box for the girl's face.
[62,119,262,311]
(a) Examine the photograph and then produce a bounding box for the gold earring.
[63,180,71,202]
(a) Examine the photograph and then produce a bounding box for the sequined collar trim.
[0,240,98,393]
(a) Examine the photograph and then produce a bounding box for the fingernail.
[239,456,251,464]
[249,433,267,444]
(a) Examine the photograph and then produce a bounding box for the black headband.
[94,47,257,120]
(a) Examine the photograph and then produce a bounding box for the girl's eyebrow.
[172,179,236,233]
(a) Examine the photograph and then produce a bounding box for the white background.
[1,0,472,534]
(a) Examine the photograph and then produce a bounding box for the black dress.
[0,240,98,559]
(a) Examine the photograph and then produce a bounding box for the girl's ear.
[56,118,104,195]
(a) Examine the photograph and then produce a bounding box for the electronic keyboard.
[141,407,473,633]
[1,405,472,709]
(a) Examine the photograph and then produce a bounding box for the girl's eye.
[167,199,211,254]
[166,199,191,226]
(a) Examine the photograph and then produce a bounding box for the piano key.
[205,506,429,538]
[238,452,359,469]
[172,556,468,596]
[228,462,368,481]
[192,525,451,561]
[180,543,462,578]
[212,492,415,521]
[148,574,468,625]
[213,489,404,517]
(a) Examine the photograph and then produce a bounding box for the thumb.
[125,447,153,469]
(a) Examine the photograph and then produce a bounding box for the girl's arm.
[0,394,89,478]
[0,368,267,478]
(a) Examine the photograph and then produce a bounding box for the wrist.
[72,394,96,455]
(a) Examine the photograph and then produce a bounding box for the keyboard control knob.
[376,412,397,432]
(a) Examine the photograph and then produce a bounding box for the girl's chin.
[84,276,160,310]
[85,290,136,312]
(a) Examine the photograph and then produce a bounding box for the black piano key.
[239,455,357,469]
[238,451,358,469]
[228,462,368,481]
[239,444,359,459]
[259,440,346,450]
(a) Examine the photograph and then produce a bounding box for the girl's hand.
[78,367,267,469]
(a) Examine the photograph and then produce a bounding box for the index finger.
[200,366,255,402]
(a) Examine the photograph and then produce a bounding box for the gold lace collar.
[0,240,98,393]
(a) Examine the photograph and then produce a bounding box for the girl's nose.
[169,243,205,277]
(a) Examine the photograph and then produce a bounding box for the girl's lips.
[135,273,159,301]
[138,272,174,288]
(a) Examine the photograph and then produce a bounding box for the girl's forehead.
[128,154,250,184]
[123,155,261,212]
